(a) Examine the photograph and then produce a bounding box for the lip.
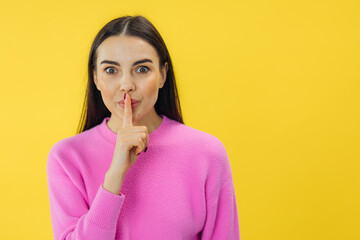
[118,99,140,104]
[118,100,140,109]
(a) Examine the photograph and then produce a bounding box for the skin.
[94,35,168,194]
[93,34,168,135]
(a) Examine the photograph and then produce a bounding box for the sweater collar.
[97,114,169,146]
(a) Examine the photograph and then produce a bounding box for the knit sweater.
[46,114,240,240]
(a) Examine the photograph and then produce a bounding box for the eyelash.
[104,66,149,74]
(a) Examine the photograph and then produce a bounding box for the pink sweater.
[46,115,240,239]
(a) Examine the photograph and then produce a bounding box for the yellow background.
[0,0,359,239]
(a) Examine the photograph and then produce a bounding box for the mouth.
[118,101,140,109]
[118,99,140,104]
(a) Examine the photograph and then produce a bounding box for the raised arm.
[46,155,125,240]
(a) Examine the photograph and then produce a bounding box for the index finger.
[122,93,133,128]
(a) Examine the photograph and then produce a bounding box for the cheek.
[99,80,117,97]
[141,76,160,96]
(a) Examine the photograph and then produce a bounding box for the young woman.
[47,15,240,239]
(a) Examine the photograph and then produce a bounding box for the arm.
[201,139,241,239]
[46,153,125,240]
[201,180,240,240]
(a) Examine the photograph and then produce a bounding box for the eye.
[105,67,117,74]
[136,66,149,73]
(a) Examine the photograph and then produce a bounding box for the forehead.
[96,35,159,64]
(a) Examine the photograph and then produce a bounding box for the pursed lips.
[118,99,140,104]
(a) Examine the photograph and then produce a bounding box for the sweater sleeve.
[46,146,125,240]
[201,139,240,239]
[201,180,240,239]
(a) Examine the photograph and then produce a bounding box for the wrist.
[105,170,125,181]
[103,173,125,195]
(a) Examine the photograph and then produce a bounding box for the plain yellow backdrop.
[0,0,359,239]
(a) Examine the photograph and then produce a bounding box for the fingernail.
[144,147,148,152]
[124,93,126,100]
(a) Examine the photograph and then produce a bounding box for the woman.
[47,15,240,240]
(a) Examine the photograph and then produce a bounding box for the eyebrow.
[100,58,153,66]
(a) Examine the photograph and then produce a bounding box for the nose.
[120,71,135,93]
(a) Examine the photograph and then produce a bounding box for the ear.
[159,62,168,89]
[93,70,100,91]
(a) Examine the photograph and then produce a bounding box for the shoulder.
[165,117,228,158]
[47,126,98,171]
[166,118,231,178]
[48,127,94,156]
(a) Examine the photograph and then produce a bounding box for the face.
[93,35,168,127]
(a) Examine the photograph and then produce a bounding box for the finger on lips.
[124,93,135,153]
[122,93,147,155]
[122,93,133,128]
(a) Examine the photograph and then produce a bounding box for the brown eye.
[136,66,149,73]
[105,67,117,74]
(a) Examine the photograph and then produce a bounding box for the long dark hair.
[77,15,183,134]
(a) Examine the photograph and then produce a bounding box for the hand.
[107,93,149,177]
